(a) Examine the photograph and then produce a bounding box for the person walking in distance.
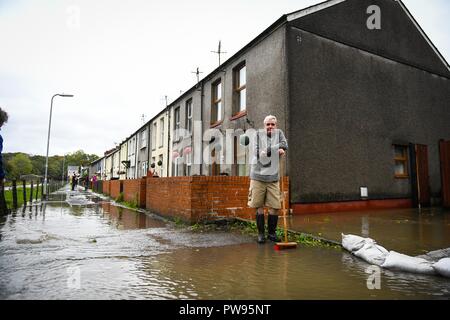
[71,172,77,191]
[248,115,288,244]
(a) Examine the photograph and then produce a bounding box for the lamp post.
[43,93,74,199]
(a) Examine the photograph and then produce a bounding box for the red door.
[414,144,431,207]
[440,140,450,208]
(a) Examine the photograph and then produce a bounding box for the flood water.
[1,188,449,300]
[287,208,450,256]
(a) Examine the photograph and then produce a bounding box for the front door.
[440,140,450,208]
[410,144,430,208]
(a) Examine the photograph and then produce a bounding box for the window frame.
[152,122,157,150]
[233,62,246,115]
[174,106,181,142]
[159,118,164,148]
[211,79,223,125]
[140,129,147,149]
[186,99,193,134]
[394,144,409,179]
[158,154,164,177]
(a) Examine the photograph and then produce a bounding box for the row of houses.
[89,0,450,212]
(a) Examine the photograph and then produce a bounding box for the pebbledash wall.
[98,176,289,223]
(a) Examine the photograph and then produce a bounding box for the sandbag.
[353,242,389,266]
[341,234,374,252]
[381,251,435,275]
[432,258,450,278]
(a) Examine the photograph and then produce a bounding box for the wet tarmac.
[1,187,450,299]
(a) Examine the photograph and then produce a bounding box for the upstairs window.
[152,123,157,150]
[174,107,180,141]
[211,80,222,124]
[186,99,193,134]
[394,145,409,178]
[233,63,246,114]
[159,118,164,148]
[140,129,147,149]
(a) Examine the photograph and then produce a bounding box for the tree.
[30,155,45,176]
[66,150,99,168]
[3,151,99,181]
[7,153,33,180]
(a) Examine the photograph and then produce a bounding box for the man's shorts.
[247,179,281,209]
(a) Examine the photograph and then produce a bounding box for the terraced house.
[93,0,450,212]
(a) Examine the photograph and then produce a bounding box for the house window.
[174,107,180,141]
[142,161,148,176]
[233,63,246,114]
[210,149,220,176]
[159,118,164,148]
[152,123,157,150]
[174,157,184,177]
[234,135,249,176]
[158,155,164,177]
[186,99,192,134]
[211,80,222,124]
[140,129,147,149]
[185,152,192,176]
[394,145,409,178]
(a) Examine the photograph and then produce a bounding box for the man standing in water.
[248,115,288,244]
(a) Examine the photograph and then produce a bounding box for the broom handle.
[280,156,288,243]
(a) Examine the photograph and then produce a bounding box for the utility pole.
[211,40,227,67]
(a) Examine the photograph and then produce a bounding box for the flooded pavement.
[286,208,450,256]
[1,188,450,300]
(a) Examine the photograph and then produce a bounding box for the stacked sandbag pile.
[342,234,389,266]
[342,234,450,278]
[432,258,450,278]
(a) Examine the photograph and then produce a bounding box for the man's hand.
[278,149,285,156]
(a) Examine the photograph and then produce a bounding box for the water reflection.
[288,208,450,255]
[1,191,450,300]
[100,202,166,230]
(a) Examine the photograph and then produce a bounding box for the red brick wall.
[102,180,111,195]
[123,179,146,208]
[146,176,289,223]
[110,180,121,200]
[146,177,192,221]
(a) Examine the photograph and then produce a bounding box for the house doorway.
[439,140,450,208]
[409,143,430,208]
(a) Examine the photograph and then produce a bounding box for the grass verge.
[4,187,43,208]
[188,218,341,249]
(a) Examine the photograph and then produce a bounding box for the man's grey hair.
[263,115,277,124]
[0,108,8,127]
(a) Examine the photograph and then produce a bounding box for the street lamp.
[43,93,74,199]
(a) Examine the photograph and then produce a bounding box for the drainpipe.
[166,105,171,178]
[147,123,151,175]
[199,81,204,175]
[135,135,138,179]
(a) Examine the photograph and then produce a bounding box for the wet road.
[1,188,450,299]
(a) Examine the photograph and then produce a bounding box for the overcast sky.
[1,0,449,157]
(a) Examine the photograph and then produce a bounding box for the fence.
[0,179,60,214]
